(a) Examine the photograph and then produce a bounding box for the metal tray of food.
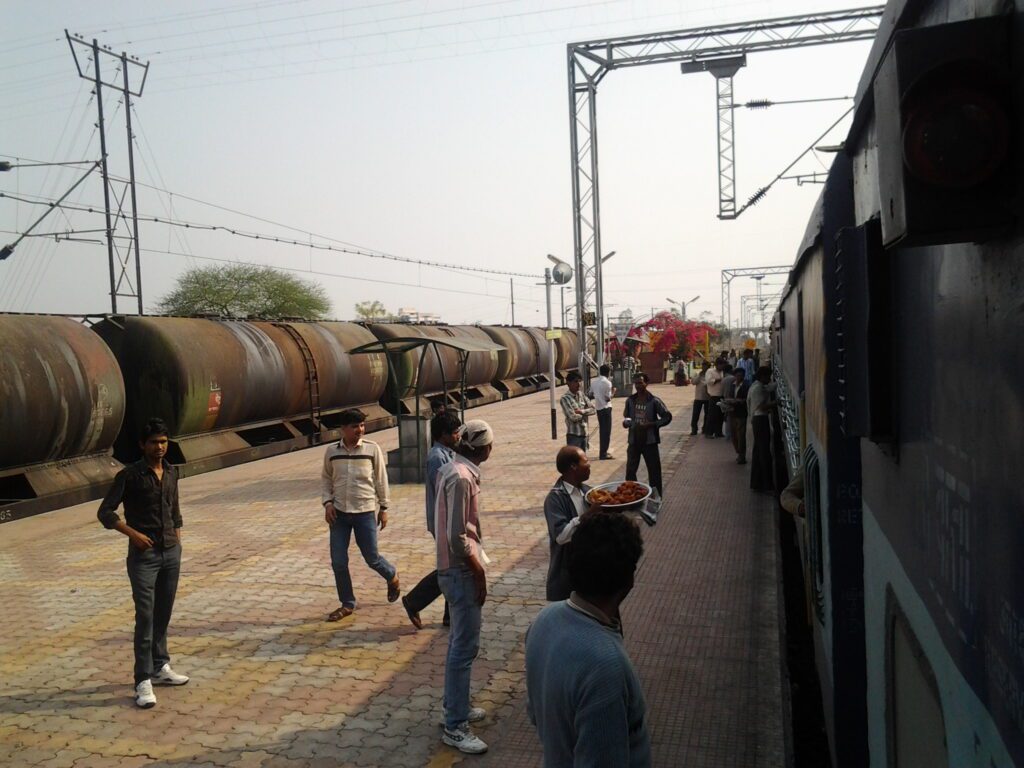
[585,481,652,511]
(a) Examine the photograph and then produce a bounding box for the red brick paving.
[478,427,785,767]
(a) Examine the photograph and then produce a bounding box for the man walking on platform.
[590,364,616,460]
[526,512,651,768]
[561,371,596,452]
[402,411,461,630]
[436,420,495,754]
[690,360,710,435]
[98,418,189,709]
[322,409,400,622]
[622,372,673,499]
[542,446,597,601]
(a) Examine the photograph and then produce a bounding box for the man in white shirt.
[321,409,400,621]
[590,364,617,460]
[747,367,777,492]
[704,359,726,438]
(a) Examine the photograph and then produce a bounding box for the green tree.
[354,300,389,321]
[158,264,330,320]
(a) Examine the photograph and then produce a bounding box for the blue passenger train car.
[774,1,1024,765]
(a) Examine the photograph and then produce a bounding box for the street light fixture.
[666,294,701,320]
[543,256,573,440]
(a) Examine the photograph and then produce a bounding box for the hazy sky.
[1,0,875,325]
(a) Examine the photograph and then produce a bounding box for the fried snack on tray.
[588,481,647,506]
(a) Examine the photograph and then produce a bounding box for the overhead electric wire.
[1,189,538,279]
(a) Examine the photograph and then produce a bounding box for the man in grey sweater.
[525,513,651,767]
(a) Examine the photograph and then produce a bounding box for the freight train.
[772,1,1023,765]
[0,315,580,523]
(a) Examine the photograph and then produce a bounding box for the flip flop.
[387,573,401,603]
[327,606,354,622]
[401,596,423,630]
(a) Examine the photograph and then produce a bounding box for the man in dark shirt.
[622,373,673,500]
[97,417,189,708]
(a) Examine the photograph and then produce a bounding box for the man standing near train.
[97,417,189,709]
[561,371,596,452]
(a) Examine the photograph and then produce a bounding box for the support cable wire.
[0,81,93,309]
[735,105,854,216]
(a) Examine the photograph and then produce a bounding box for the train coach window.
[886,593,949,767]
[803,447,825,624]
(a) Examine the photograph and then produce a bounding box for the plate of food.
[585,480,652,511]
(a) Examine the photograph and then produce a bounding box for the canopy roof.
[349,336,505,355]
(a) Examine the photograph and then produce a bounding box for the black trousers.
[405,569,449,623]
[127,542,181,684]
[626,442,663,496]
[691,400,707,434]
[707,396,724,436]
[750,415,773,491]
[597,407,612,458]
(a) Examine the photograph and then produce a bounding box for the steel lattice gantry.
[720,265,791,328]
[566,5,883,374]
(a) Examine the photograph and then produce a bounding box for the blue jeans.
[329,512,396,608]
[439,567,482,730]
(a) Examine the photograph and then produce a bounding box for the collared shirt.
[590,376,614,410]
[435,454,483,571]
[705,367,725,397]
[321,438,389,513]
[568,591,623,634]
[97,459,182,546]
[747,381,777,416]
[425,442,455,535]
[737,357,756,382]
[560,390,594,438]
[556,481,586,545]
[693,371,709,401]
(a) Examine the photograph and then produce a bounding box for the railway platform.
[0,383,784,767]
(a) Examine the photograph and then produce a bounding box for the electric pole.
[65,31,150,314]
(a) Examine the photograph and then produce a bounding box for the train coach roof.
[350,337,506,355]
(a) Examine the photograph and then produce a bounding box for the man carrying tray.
[542,446,604,602]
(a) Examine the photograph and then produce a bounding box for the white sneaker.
[135,679,156,708]
[442,723,488,754]
[438,706,486,726]
[152,663,190,686]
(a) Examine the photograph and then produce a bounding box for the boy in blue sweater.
[525,513,651,767]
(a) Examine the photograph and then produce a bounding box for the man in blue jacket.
[622,372,673,499]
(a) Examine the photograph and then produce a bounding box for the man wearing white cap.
[434,419,494,754]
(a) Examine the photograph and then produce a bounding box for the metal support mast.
[66,31,150,314]
[565,6,883,374]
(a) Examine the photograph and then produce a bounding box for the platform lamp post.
[667,295,701,321]
[545,255,574,439]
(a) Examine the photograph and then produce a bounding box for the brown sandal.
[327,606,354,622]
[387,573,401,603]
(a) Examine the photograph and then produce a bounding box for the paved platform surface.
[0,383,783,767]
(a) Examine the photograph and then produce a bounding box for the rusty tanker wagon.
[0,315,579,523]
[770,1,1024,766]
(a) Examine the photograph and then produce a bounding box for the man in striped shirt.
[560,371,596,451]
[435,420,494,754]
[321,408,400,622]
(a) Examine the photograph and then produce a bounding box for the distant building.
[396,307,442,324]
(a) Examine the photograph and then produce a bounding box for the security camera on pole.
[545,255,574,440]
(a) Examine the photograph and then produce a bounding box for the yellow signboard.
[545,329,563,340]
